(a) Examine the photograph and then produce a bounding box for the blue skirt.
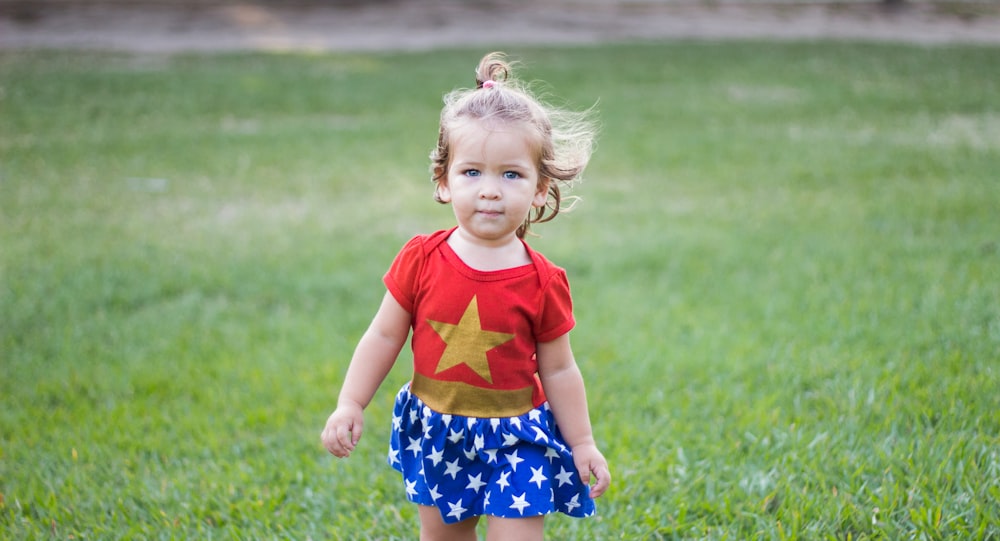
[387,382,596,523]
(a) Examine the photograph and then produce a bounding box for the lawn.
[1,42,998,539]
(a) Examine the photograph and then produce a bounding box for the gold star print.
[427,295,515,384]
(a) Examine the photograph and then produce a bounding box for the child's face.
[437,119,548,244]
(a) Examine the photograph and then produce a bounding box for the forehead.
[448,118,542,158]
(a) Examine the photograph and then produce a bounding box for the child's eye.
[463,169,481,178]
[503,171,522,180]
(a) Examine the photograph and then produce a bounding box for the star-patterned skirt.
[387,382,596,524]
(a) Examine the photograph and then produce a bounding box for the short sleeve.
[383,236,425,313]
[535,268,575,343]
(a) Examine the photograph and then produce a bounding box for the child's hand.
[572,443,611,499]
[321,402,364,458]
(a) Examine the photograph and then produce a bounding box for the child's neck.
[447,228,531,271]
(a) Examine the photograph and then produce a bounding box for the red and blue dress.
[382,228,596,523]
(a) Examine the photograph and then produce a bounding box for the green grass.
[1,42,998,539]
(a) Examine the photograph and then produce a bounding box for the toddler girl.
[322,51,610,541]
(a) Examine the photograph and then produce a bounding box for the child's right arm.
[321,291,411,458]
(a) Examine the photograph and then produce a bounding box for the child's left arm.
[537,333,611,498]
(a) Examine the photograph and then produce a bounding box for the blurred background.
[2,0,1000,52]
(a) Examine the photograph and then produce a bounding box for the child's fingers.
[574,455,595,491]
[321,425,348,457]
[321,421,355,458]
[321,408,365,458]
[350,419,364,447]
[573,451,611,499]
[588,463,611,498]
[336,423,357,455]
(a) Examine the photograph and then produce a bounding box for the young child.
[321,51,610,541]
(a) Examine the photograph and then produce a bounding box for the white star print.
[531,426,549,443]
[474,434,485,450]
[447,429,463,443]
[502,433,521,447]
[388,448,399,465]
[466,473,487,493]
[463,447,477,461]
[529,409,542,422]
[405,478,418,497]
[484,490,491,508]
[442,414,452,424]
[544,447,560,463]
[564,494,581,513]
[497,470,511,492]
[423,422,434,438]
[405,437,422,457]
[422,406,431,418]
[444,458,462,479]
[510,417,522,430]
[392,414,402,430]
[510,493,530,515]
[506,449,524,472]
[409,409,419,424]
[484,448,499,463]
[447,499,467,520]
[429,484,442,501]
[555,465,575,486]
[425,445,444,466]
[529,466,548,489]
[490,418,501,431]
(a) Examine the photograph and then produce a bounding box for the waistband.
[410,372,536,418]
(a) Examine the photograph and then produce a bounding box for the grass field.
[1,41,999,539]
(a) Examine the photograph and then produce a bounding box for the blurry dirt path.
[2,1,999,53]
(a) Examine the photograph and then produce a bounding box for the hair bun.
[475,51,511,89]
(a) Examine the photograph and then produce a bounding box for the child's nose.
[478,177,501,199]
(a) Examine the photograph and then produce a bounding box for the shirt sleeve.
[383,235,424,313]
[535,268,576,343]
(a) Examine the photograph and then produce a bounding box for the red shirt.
[383,228,575,416]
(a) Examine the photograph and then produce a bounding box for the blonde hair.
[430,52,597,238]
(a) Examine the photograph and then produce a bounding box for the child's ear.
[432,166,451,203]
[532,177,551,208]
[434,183,452,204]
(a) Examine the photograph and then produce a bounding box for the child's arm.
[537,333,611,498]
[321,291,411,458]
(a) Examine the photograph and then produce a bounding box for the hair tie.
[481,80,497,89]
